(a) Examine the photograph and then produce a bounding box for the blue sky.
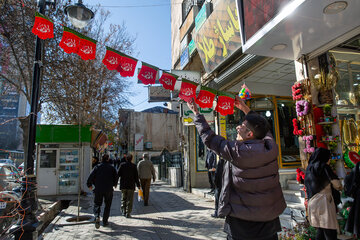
[86,0,172,111]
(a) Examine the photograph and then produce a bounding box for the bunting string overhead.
[31,12,251,116]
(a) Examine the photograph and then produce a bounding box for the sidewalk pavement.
[40,181,227,240]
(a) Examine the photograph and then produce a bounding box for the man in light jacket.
[187,96,286,240]
[137,153,156,206]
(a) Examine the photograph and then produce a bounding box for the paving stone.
[41,181,226,239]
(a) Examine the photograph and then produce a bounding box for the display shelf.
[318,121,336,125]
[59,170,78,173]
[59,163,79,166]
[317,104,333,107]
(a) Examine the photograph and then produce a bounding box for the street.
[41,182,226,240]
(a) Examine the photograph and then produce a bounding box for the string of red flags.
[31,12,253,116]
[138,62,159,85]
[196,86,217,109]
[32,12,54,40]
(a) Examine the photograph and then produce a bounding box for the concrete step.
[287,180,304,191]
[279,213,306,229]
[191,188,215,200]
[283,189,305,203]
[283,201,305,218]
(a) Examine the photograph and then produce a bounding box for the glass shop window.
[277,100,300,165]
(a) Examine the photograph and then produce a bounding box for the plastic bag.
[138,189,143,202]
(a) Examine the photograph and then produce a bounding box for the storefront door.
[38,149,58,195]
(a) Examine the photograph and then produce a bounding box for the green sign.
[195,4,208,32]
[188,40,196,56]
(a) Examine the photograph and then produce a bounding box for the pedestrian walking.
[91,156,99,169]
[212,158,225,218]
[305,147,342,240]
[187,96,286,240]
[205,148,216,194]
[114,153,121,170]
[118,154,140,218]
[87,154,118,228]
[137,153,156,206]
[120,153,127,164]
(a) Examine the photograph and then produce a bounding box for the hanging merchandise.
[116,53,138,77]
[344,149,360,169]
[292,118,304,136]
[196,86,217,108]
[179,79,198,102]
[303,135,315,153]
[59,27,81,54]
[238,84,251,100]
[159,72,178,91]
[216,92,235,116]
[32,12,54,40]
[77,34,97,60]
[138,62,159,85]
[102,47,122,70]
[292,82,303,100]
[296,100,310,117]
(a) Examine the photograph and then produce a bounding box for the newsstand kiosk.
[35,125,92,196]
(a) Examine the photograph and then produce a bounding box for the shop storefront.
[35,125,92,196]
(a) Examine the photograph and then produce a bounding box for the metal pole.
[27,0,45,175]
[10,1,45,238]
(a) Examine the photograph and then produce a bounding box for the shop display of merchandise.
[238,84,251,100]
[343,149,360,169]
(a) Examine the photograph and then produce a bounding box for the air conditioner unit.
[145,142,152,149]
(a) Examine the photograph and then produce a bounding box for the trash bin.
[168,167,181,187]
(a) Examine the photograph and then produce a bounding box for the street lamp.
[65,0,94,29]
[10,0,94,239]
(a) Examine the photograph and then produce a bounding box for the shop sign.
[182,104,214,126]
[148,86,171,102]
[180,35,188,53]
[188,39,196,56]
[219,116,227,139]
[180,47,189,70]
[237,0,290,42]
[194,0,241,74]
[195,3,208,32]
[135,133,144,151]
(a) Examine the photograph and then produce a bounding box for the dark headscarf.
[304,147,338,199]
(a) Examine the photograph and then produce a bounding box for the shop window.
[40,150,56,168]
[277,100,300,166]
[335,61,360,107]
[195,123,214,171]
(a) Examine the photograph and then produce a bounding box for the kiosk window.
[40,150,57,168]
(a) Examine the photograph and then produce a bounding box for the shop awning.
[238,0,360,60]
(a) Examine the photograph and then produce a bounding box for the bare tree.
[0,0,136,130]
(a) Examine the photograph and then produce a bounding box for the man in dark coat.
[87,154,118,228]
[205,148,216,194]
[187,96,286,240]
[212,158,225,218]
[118,154,140,218]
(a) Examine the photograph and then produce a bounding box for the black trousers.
[93,191,113,223]
[208,171,215,190]
[316,228,337,240]
[214,187,220,216]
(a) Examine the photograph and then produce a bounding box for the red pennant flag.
[77,34,97,60]
[32,12,54,40]
[196,86,216,109]
[102,47,122,70]
[159,72,178,91]
[116,53,138,77]
[59,27,81,54]
[179,79,198,102]
[216,92,235,116]
[138,62,159,85]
